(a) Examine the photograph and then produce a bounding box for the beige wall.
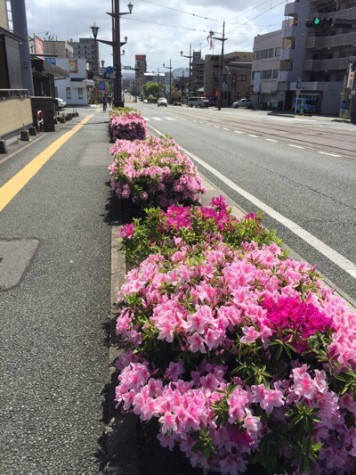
[0,98,33,136]
[0,0,8,29]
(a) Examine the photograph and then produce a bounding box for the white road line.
[206,123,212,126]
[223,127,230,131]
[184,148,356,280]
[148,122,356,280]
[153,117,162,121]
[214,125,220,128]
[288,144,304,149]
[265,138,278,142]
[234,130,243,134]
[319,151,341,157]
[248,134,258,137]
[166,117,174,121]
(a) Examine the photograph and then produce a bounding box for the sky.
[25,0,289,72]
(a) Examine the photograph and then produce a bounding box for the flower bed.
[109,137,206,208]
[114,239,356,474]
[109,114,355,473]
[109,109,147,142]
[119,196,281,267]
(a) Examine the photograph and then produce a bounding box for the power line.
[226,0,287,35]
[137,0,220,23]
[125,15,211,34]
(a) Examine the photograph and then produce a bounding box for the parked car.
[157,97,168,107]
[55,97,67,109]
[187,96,209,107]
[232,98,253,109]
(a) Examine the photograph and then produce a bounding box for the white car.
[157,98,168,107]
[232,98,254,109]
[56,97,67,109]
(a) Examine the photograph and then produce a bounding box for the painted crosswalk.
[143,116,176,122]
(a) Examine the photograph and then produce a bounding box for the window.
[275,47,281,57]
[66,87,71,99]
[273,69,278,79]
[78,88,83,99]
[238,75,247,81]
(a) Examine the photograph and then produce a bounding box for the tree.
[144,82,164,100]
[171,86,182,100]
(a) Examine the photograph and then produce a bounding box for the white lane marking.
[234,130,243,134]
[182,148,355,280]
[206,123,212,126]
[153,117,162,121]
[288,144,304,149]
[148,121,356,280]
[166,117,174,121]
[223,127,230,131]
[319,151,341,157]
[248,134,258,137]
[214,125,220,128]
[143,117,150,121]
[265,138,278,142]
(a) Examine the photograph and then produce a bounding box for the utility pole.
[181,45,193,99]
[90,1,133,108]
[163,59,173,104]
[209,21,227,110]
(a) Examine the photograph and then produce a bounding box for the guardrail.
[0,89,30,99]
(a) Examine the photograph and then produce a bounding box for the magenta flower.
[120,223,135,239]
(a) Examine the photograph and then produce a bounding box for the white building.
[44,57,94,106]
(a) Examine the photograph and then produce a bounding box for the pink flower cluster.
[109,137,206,207]
[115,240,356,473]
[164,195,231,231]
[109,110,147,141]
[261,294,335,352]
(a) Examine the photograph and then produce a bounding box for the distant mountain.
[172,67,189,78]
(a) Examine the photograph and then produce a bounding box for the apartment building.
[69,38,100,76]
[205,52,252,106]
[252,0,356,115]
[191,50,205,93]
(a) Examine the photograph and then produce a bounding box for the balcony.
[303,57,349,71]
[306,31,356,49]
[284,1,303,17]
[278,71,290,82]
[280,49,295,61]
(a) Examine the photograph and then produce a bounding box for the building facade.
[69,38,100,76]
[252,0,356,115]
[135,54,147,97]
[204,52,252,106]
[48,57,94,106]
[191,50,204,94]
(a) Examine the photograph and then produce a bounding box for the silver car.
[232,98,253,109]
[157,98,168,107]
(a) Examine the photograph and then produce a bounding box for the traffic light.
[306,17,333,27]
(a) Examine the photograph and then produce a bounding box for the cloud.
[25,0,286,71]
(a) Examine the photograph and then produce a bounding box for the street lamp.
[180,45,192,99]
[163,59,173,104]
[209,21,227,110]
[90,1,133,108]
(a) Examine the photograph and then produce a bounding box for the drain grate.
[0,238,40,291]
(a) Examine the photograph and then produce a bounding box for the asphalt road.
[1,102,355,474]
[135,102,356,303]
[0,109,113,474]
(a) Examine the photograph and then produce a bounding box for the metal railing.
[0,89,30,99]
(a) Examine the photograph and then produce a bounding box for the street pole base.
[113,100,125,108]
